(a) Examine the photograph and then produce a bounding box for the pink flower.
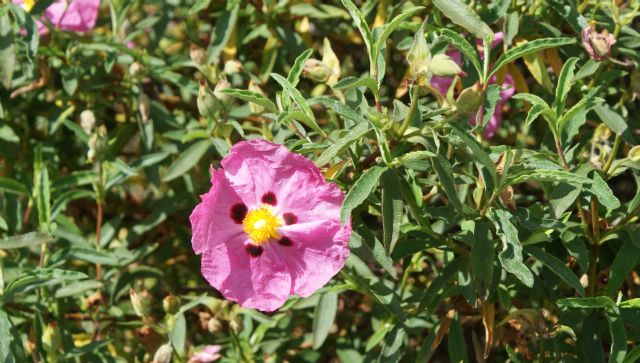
[581,24,616,61]
[190,139,351,312]
[189,345,222,363]
[430,32,514,138]
[14,0,100,34]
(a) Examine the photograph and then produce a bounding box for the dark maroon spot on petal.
[230,203,247,224]
[245,244,263,257]
[278,236,293,246]
[282,212,298,225]
[261,191,277,206]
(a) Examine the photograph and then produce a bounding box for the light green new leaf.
[433,0,492,39]
[271,73,315,120]
[288,48,313,87]
[554,57,579,115]
[0,177,29,196]
[0,232,53,250]
[341,166,387,224]
[218,88,277,113]
[489,38,575,78]
[340,0,373,58]
[373,6,424,63]
[332,76,379,100]
[314,121,370,167]
[439,29,482,79]
[557,296,615,309]
[588,172,620,211]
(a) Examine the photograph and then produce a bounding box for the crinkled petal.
[189,169,244,254]
[275,220,351,297]
[200,238,291,312]
[45,0,100,32]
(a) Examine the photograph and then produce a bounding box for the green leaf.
[525,246,585,296]
[594,104,636,144]
[0,309,16,363]
[0,232,53,249]
[433,0,492,39]
[4,268,88,301]
[447,314,469,363]
[63,247,120,266]
[420,257,468,310]
[312,291,338,349]
[189,0,211,14]
[340,0,373,58]
[489,37,575,78]
[373,6,424,64]
[588,172,620,211]
[309,96,369,125]
[340,166,387,224]
[490,209,534,287]
[481,84,502,129]
[554,57,579,115]
[288,48,313,87]
[380,325,406,362]
[372,236,398,279]
[55,280,103,298]
[51,170,97,191]
[506,169,593,186]
[0,13,15,89]
[557,296,615,309]
[170,313,187,357]
[207,4,239,63]
[448,125,498,193]
[607,240,640,296]
[431,154,463,214]
[524,103,552,128]
[605,305,627,363]
[550,183,582,218]
[270,73,315,120]
[162,140,211,182]
[314,121,370,167]
[218,88,277,113]
[439,28,482,79]
[512,92,550,108]
[332,76,379,100]
[381,169,403,254]
[278,110,325,137]
[470,220,494,300]
[0,177,29,196]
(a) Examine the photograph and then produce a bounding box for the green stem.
[397,86,419,138]
[603,134,621,176]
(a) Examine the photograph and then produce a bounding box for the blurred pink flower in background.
[190,139,351,312]
[14,0,100,34]
[189,345,222,363]
[431,32,515,138]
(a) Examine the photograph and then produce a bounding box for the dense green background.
[1,0,640,362]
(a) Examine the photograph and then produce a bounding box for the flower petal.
[276,220,351,297]
[200,237,292,311]
[189,169,245,254]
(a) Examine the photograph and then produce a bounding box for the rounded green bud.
[629,145,640,162]
[430,54,466,78]
[455,83,483,115]
[163,294,181,315]
[406,24,431,84]
[207,317,222,333]
[153,343,173,363]
[303,58,333,83]
[197,79,219,117]
[213,77,232,107]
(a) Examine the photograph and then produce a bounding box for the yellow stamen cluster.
[242,207,281,245]
[23,0,35,12]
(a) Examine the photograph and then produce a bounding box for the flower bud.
[303,58,333,83]
[129,288,152,318]
[80,109,96,134]
[629,145,640,162]
[430,54,466,78]
[42,322,62,352]
[138,93,151,124]
[455,83,483,115]
[87,125,108,162]
[189,44,206,64]
[223,59,243,74]
[129,62,144,78]
[207,317,222,333]
[229,316,242,333]
[163,294,181,315]
[213,77,232,107]
[153,343,173,363]
[197,80,219,117]
[406,24,431,84]
[581,23,616,61]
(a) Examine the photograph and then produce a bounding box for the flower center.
[242,207,281,245]
[23,0,34,12]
